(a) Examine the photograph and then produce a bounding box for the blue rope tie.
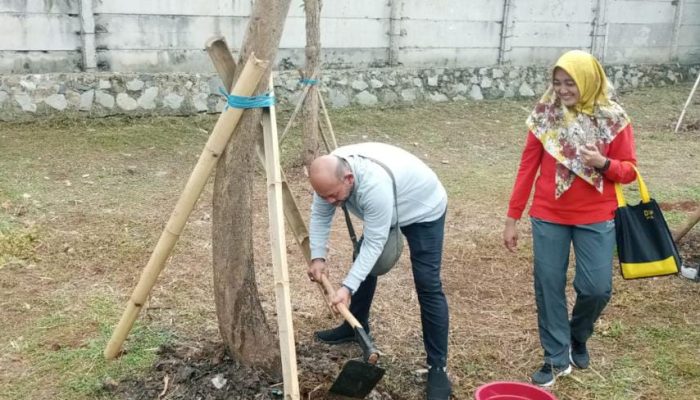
[299,78,319,86]
[219,87,276,109]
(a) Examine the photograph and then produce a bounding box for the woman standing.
[503,50,637,387]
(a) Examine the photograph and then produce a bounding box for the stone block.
[44,94,67,111]
[355,90,377,106]
[80,90,94,111]
[518,83,535,97]
[95,91,115,108]
[126,79,145,91]
[15,93,36,112]
[469,85,483,100]
[138,87,159,109]
[116,93,138,111]
[163,93,184,109]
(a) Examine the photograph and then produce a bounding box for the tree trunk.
[212,0,292,375]
[302,0,322,166]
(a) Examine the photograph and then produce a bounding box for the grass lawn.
[1,83,699,400]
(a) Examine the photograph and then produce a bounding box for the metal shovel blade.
[329,359,385,398]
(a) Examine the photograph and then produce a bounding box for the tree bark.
[212,0,292,375]
[302,0,322,166]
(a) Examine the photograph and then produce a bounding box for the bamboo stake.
[675,72,700,133]
[262,75,300,400]
[254,144,312,261]
[278,68,319,144]
[317,90,338,149]
[254,136,333,316]
[317,118,332,153]
[673,205,700,242]
[205,35,237,92]
[103,54,268,360]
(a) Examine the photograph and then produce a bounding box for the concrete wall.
[1,0,699,74]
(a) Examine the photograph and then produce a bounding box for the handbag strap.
[614,162,650,207]
[342,204,360,257]
[341,155,400,258]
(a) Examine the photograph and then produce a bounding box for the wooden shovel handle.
[673,205,700,242]
[318,275,362,329]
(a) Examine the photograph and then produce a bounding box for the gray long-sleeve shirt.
[309,142,447,292]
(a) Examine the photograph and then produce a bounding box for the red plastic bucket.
[474,381,558,400]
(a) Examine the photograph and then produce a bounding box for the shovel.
[318,275,386,398]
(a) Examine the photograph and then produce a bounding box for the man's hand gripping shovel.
[317,274,385,398]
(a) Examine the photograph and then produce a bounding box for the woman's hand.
[503,217,519,252]
[579,144,607,169]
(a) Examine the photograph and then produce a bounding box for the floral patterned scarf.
[527,50,630,199]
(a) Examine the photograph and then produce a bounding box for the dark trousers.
[350,211,449,368]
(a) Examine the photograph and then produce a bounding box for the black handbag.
[614,166,681,279]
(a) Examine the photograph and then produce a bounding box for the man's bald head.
[310,155,345,180]
[309,155,353,206]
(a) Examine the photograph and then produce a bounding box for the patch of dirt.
[109,341,398,400]
[677,118,700,132]
[678,231,700,267]
[659,200,700,212]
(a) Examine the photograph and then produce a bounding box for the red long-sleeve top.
[507,124,638,225]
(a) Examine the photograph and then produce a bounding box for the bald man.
[307,142,451,399]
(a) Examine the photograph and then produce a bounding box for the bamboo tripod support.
[262,75,300,400]
[204,37,332,316]
[103,54,268,360]
[278,74,338,149]
[675,72,700,133]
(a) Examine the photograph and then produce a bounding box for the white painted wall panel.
[606,0,676,24]
[98,49,216,73]
[280,16,389,48]
[99,47,389,72]
[94,0,252,17]
[607,23,674,47]
[509,0,594,22]
[321,0,388,18]
[508,47,572,65]
[278,48,389,68]
[288,0,389,18]
[0,0,76,14]
[399,48,499,66]
[510,22,592,48]
[681,2,700,24]
[677,47,700,64]
[400,20,501,48]
[604,46,673,63]
[0,50,80,73]
[0,14,79,50]
[0,0,698,72]
[95,15,248,50]
[678,25,700,46]
[401,0,503,21]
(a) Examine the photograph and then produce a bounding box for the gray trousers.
[531,217,615,366]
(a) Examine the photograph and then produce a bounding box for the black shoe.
[426,366,452,400]
[531,362,571,387]
[314,323,358,344]
[570,339,590,369]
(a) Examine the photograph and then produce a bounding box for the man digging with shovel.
[307,142,452,400]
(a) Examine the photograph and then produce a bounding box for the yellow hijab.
[527,50,629,198]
